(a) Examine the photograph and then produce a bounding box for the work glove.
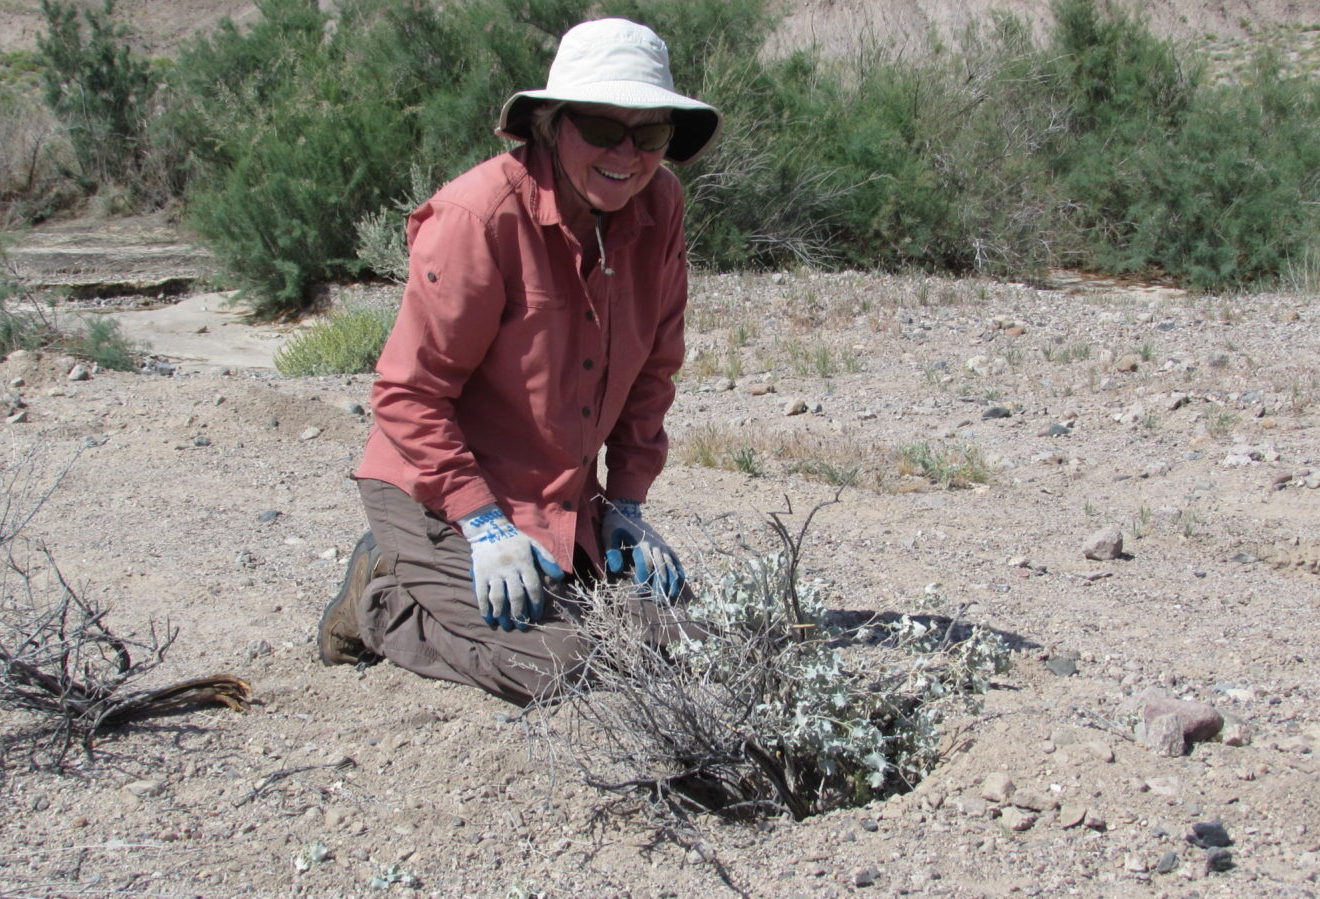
[458,505,565,631]
[600,499,685,601]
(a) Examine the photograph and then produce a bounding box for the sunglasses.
[564,111,674,153]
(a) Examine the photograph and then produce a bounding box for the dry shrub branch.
[0,444,251,767]
[533,498,1011,824]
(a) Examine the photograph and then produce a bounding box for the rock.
[68,363,92,381]
[1082,526,1123,561]
[1205,848,1234,873]
[982,405,1012,420]
[1141,712,1188,757]
[1059,805,1087,829]
[999,807,1036,831]
[258,510,281,524]
[1115,354,1140,372]
[784,398,808,416]
[1187,821,1232,848]
[1220,714,1253,747]
[300,426,322,440]
[192,435,211,447]
[1154,851,1179,874]
[1124,854,1148,873]
[1011,789,1054,812]
[1045,652,1077,677]
[246,639,273,659]
[980,771,1015,803]
[1135,688,1224,744]
[1083,740,1114,763]
[852,866,879,887]
[124,779,164,798]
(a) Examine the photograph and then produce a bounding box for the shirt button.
[583,359,594,370]
[581,407,590,418]
[426,271,437,282]
[581,456,590,465]
[562,500,573,511]
[585,310,595,322]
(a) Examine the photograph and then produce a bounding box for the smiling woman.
[317,18,724,709]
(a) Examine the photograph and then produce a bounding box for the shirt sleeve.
[603,184,687,502]
[369,201,504,520]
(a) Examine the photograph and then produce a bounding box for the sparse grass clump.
[897,442,991,488]
[273,305,396,377]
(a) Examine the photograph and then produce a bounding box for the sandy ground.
[0,257,1316,896]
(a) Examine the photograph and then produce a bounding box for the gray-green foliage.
[353,164,437,284]
[23,0,1320,312]
[539,505,1010,820]
[273,305,396,377]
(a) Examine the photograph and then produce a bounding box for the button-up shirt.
[355,144,687,572]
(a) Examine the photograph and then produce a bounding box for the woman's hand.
[600,499,685,600]
[459,505,565,631]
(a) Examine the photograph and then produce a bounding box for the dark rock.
[982,405,1012,420]
[1204,848,1234,873]
[1154,851,1178,874]
[1187,821,1232,848]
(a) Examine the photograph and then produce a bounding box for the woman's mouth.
[594,167,631,181]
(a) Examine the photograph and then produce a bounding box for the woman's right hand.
[458,505,565,631]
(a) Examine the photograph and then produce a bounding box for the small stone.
[1187,821,1231,848]
[300,426,322,440]
[999,807,1036,831]
[1084,810,1107,830]
[246,639,273,659]
[852,867,879,887]
[124,779,164,798]
[1204,848,1234,873]
[1154,851,1179,874]
[1045,650,1079,677]
[1142,712,1187,757]
[192,435,211,447]
[1082,526,1123,561]
[982,405,1012,420]
[1124,854,1149,873]
[1115,354,1140,372]
[1083,740,1115,763]
[784,398,808,416]
[1136,688,1224,744]
[1011,789,1054,812]
[1220,715,1252,747]
[342,401,366,416]
[68,364,92,382]
[258,510,281,524]
[981,772,1015,803]
[1059,805,1087,829]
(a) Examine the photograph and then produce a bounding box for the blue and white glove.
[459,505,565,631]
[600,499,685,601]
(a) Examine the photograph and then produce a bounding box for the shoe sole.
[318,531,378,666]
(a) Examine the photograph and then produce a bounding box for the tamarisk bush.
[534,501,1010,821]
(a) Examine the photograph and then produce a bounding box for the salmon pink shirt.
[355,144,687,573]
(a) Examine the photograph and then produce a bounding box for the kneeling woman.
[317,18,721,706]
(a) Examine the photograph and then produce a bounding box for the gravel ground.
[0,263,1316,897]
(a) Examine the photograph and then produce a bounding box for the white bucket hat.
[496,18,722,165]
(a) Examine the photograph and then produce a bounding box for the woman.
[317,18,721,706]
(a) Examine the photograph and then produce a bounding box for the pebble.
[1059,804,1087,829]
[999,807,1036,831]
[851,866,879,887]
[1205,848,1234,873]
[981,772,1015,803]
[68,364,92,381]
[1082,526,1123,561]
[785,398,808,416]
[1187,821,1232,848]
[300,426,322,440]
[1133,688,1224,747]
[1154,851,1179,874]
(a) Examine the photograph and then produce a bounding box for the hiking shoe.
[318,531,380,666]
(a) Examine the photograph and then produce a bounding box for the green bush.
[23,0,1320,305]
[65,314,142,371]
[35,0,163,204]
[273,305,397,377]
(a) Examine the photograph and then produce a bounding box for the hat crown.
[546,18,675,93]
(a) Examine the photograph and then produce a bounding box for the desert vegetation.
[1,0,1317,320]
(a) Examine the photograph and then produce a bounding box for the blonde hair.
[530,101,566,149]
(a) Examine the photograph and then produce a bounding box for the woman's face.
[555,104,670,213]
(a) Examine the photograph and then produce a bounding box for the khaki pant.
[356,478,691,707]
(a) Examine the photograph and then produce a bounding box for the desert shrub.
[65,315,142,371]
[34,0,165,206]
[535,504,1010,821]
[273,304,397,377]
[353,165,439,285]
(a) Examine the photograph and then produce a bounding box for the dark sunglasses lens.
[633,123,674,152]
[571,114,673,152]
[574,116,628,148]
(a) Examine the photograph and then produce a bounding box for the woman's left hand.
[600,499,685,600]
